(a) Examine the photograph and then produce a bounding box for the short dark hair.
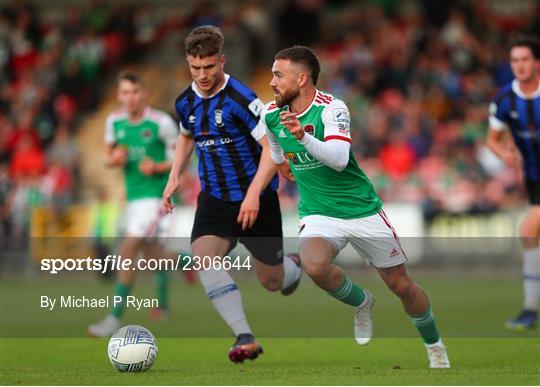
[275,45,321,85]
[117,70,143,86]
[510,35,540,59]
[185,25,224,57]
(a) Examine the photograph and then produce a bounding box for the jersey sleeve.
[104,114,116,145]
[261,104,285,164]
[178,119,192,137]
[321,99,352,143]
[248,98,266,140]
[229,88,265,139]
[158,113,179,161]
[489,101,509,132]
[175,98,192,137]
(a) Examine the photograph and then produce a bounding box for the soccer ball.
[107,325,158,372]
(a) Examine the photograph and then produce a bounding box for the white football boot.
[87,315,121,338]
[354,290,375,345]
[425,340,451,368]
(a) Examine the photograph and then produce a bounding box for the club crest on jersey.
[286,152,299,164]
[141,129,153,140]
[215,109,224,127]
[303,124,315,135]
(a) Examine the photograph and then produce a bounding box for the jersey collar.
[191,73,230,99]
[512,79,540,99]
[124,106,149,124]
[290,89,317,118]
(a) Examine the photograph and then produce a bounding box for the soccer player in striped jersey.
[487,35,540,331]
[263,46,450,368]
[163,26,302,363]
[88,71,178,337]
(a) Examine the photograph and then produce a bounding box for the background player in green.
[263,46,451,368]
[88,71,178,337]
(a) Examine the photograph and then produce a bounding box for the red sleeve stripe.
[324,135,351,143]
[317,92,333,102]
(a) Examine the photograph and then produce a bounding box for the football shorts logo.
[286,152,299,164]
[215,109,224,127]
[303,124,314,135]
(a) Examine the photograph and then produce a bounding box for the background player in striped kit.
[163,26,302,363]
[487,35,540,331]
[264,46,450,368]
[88,71,178,337]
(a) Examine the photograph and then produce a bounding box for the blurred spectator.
[1,0,164,247]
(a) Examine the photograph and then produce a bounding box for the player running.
[163,26,302,363]
[88,71,179,337]
[487,35,540,331]
[262,46,451,368]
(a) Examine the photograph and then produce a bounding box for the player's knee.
[303,260,328,281]
[259,275,282,292]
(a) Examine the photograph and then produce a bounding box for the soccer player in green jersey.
[262,46,451,368]
[88,71,179,337]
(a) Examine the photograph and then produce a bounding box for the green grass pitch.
[1,272,539,385]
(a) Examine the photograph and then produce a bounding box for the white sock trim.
[425,338,443,347]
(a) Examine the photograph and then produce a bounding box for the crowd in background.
[1,0,539,247]
[0,0,168,245]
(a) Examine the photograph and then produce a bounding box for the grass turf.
[1,273,539,384]
[1,338,538,385]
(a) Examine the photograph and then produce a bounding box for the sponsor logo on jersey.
[304,124,315,135]
[333,108,350,123]
[286,151,320,166]
[215,109,224,127]
[286,152,298,164]
[510,111,519,119]
[197,137,234,148]
[338,123,350,135]
[189,115,196,124]
[279,129,287,138]
[248,98,264,116]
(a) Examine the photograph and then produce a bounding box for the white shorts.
[298,209,407,268]
[123,198,170,239]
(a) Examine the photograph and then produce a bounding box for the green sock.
[110,283,132,319]
[155,270,169,310]
[327,276,366,307]
[411,306,440,345]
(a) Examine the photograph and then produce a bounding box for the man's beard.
[275,87,300,108]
